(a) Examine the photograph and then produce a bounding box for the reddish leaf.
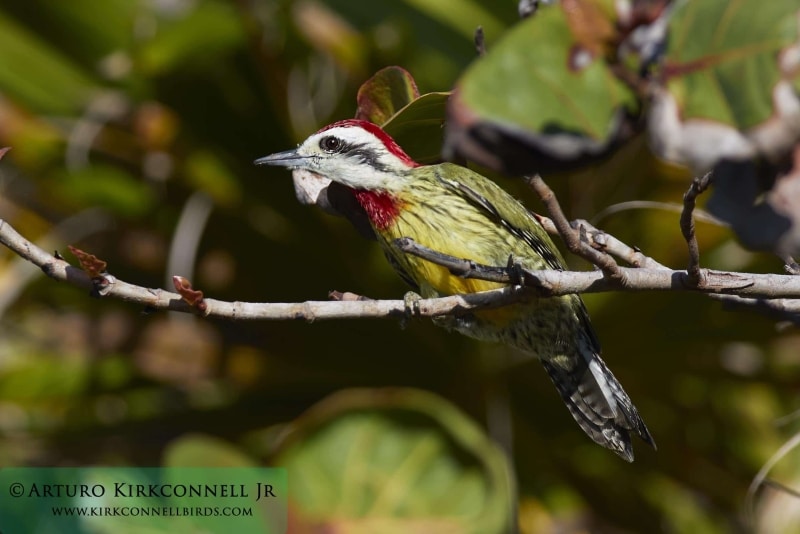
[67,245,108,278]
[173,275,206,310]
[355,66,420,126]
[0,147,10,160]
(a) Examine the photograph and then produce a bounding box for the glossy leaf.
[650,0,800,169]
[356,66,420,125]
[663,0,796,128]
[273,388,513,534]
[445,1,637,174]
[383,91,450,164]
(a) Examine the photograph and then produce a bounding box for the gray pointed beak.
[254,149,308,168]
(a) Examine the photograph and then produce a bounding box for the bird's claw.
[506,255,526,287]
[400,291,422,329]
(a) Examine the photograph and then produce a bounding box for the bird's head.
[255,120,420,192]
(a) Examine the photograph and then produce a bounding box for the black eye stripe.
[316,137,391,171]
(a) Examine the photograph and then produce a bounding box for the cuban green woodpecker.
[256,119,655,461]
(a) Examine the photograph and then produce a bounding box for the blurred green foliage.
[0,1,799,532]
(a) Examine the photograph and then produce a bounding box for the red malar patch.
[352,189,402,230]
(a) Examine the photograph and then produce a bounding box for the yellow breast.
[408,256,526,325]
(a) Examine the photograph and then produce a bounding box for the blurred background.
[0,0,799,532]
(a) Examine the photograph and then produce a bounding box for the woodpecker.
[256,119,655,461]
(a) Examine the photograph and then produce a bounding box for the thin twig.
[745,431,800,527]
[525,174,627,284]
[591,200,727,227]
[533,214,667,270]
[0,208,113,320]
[537,214,800,322]
[681,171,713,286]
[0,218,531,320]
[474,26,486,57]
[783,256,800,276]
[395,240,800,325]
[774,408,800,427]
[761,479,800,500]
[573,219,668,270]
[394,237,800,299]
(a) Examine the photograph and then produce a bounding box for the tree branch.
[395,237,800,299]
[783,256,800,276]
[570,218,668,270]
[525,174,628,284]
[681,171,713,286]
[0,218,532,321]
[4,216,800,324]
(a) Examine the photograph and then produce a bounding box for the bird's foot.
[506,255,526,287]
[400,291,422,329]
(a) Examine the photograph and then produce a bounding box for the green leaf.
[445,1,636,173]
[650,0,800,169]
[79,469,197,534]
[400,0,505,44]
[162,438,285,534]
[21,0,137,63]
[663,0,797,129]
[50,164,156,218]
[273,388,513,534]
[0,10,96,114]
[137,0,245,75]
[353,66,448,164]
[0,358,88,400]
[383,91,450,164]
[164,434,257,468]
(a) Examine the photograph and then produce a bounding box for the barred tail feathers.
[541,352,655,462]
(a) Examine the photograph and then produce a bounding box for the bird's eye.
[320,136,342,153]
